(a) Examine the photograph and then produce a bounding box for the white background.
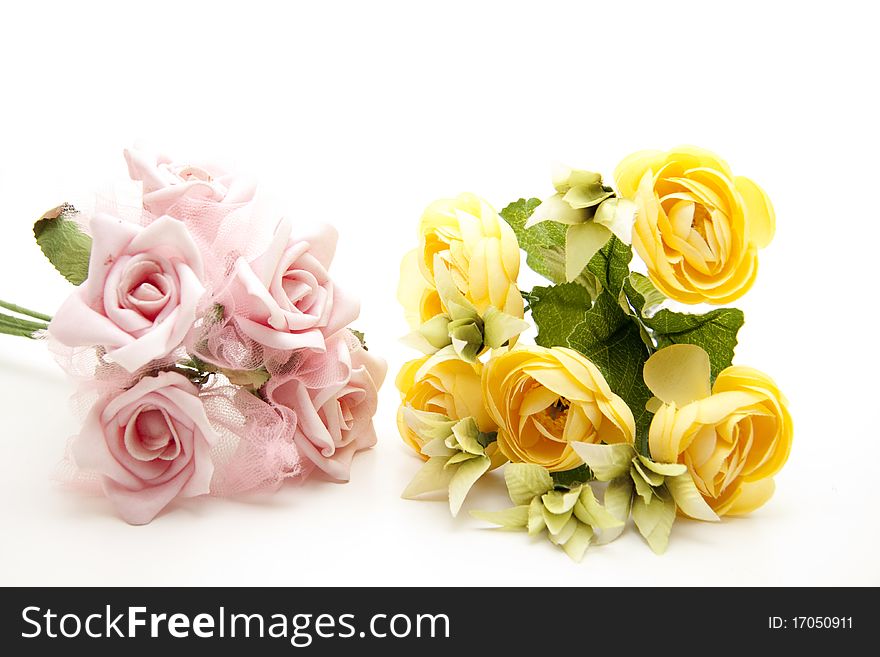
[0,0,877,586]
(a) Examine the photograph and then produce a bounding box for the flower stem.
[0,299,53,322]
[0,312,48,338]
[0,323,42,339]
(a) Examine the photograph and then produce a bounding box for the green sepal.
[631,487,676,555]
[448,455,492,517]
[504,463,554,505]
[401,457,456,499]
[470,505,530,530]
[570,442,635,482]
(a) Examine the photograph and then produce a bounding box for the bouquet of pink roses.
[1,148,385,524]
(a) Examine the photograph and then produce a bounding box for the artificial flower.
[396,350,495,458]
[72,371,219,524]
[399,193,523,322]
[125,147,257,217]
[230,218,359,351]
[11,147,386,524]
[614,145,775,304]
[525,166,637,282]
[267,330,386,481]
[48,213,206,372]
[644,344,792,515]
[482,346,635,472]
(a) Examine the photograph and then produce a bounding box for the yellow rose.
[396,351,495,458]
[399,193,523,325]
[645,345,792,516]
[614,146,775,304]
[482,346,635,472]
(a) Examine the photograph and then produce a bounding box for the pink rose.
[230,218,359,351]
[72,372,219,524]
[49,214,206,372]
[125,148,257,217]
[268,332,386,481]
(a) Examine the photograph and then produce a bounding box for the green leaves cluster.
[472,463,623,562]
[403,252,528,362]
[401,413,498,517]
[622,273,743,380]
[502,198,745,454]
[572,442,719,554]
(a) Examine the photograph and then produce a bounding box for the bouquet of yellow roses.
[396,146,792,560]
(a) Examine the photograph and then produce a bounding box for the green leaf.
[541,488,581,514]
[401,457,455,499]
[504,463,554,505]
[561,522,593,562]
[631,466,656,503]
[586,236,632,296]
[483,307,529,349]
[527,281,592,346]
[500,198,564,281]
[470,505,530,530]
[401,408,457,446]
[445,451,479,467]
[631,491,676,555]
[632,458,664,487]
[449,417,485,456]
[220,366,271,389]
[501,197,603,294]
[575,486,625,531]
[547,516,579,545]
[597,476,633,545]
[622,272,664,317]
[33,204,92,285]
[622,271,743,380]
[350,329,368,350]
[527,496,546,535]
[563,181,614,209]
[570,442,634,482]
[448,456,492,517]
[414,314,453,351]
[636,454,687,477]
[593,197,637,245]
[420,437,456,458]
[643,307,744,380]
[551,464,594,489]
[542,505,574,536]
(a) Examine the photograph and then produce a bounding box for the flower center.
[118,255,175,322]
[124,406,181,462]
[691,203,712,242]
[174,165,213,183]
[533,398,569,436]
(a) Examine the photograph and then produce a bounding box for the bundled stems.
[0,299,52,339]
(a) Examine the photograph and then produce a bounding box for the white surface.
[0,0,877,586]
